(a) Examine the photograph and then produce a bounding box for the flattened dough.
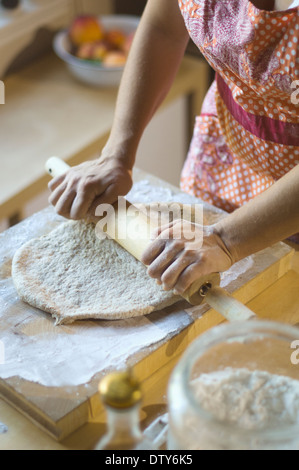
[12,220,181,324]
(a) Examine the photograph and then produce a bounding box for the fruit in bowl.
[69,15,104,46]
[103,51,127,67]
[104,29,126,49]
[53,15,140,87]
[76,41,107,61]
[68,15,134,67]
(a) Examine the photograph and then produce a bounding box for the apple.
[69,15,104,47]
[104,29,126,49]
[76,42,95,60]
[91,42,109,62]
[103,51,127,67]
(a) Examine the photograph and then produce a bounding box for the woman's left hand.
[141,220,234,295]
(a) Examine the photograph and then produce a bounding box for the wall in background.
[136,96,188,186]
[75,0,113,14]
[113,0,146,15]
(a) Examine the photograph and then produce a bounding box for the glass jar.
[167,320,299,450]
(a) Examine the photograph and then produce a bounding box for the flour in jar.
[191,368,299,430]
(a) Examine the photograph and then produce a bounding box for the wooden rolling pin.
[46,157,256,322]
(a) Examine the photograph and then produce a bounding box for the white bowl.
[53,15,140,87]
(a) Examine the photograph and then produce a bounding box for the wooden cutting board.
[0,171,294,441]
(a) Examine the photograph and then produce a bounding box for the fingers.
[48,173,66,192]
[142,220,206,294]
[52,187,77,219]
[49,180,120,221]
[48,178,94,220]
[69,190,95,220]
[48,171,76,218]
[150,221,175,240]
[47,158,134,221]
[48,182,67,206]
[150,254,204,295]
[147,241,184,280]
[160,253,196,292]
[142,222,177,265]
[147,246,201,293]
[172,263,203,295]
[88,184,120,217]
[141,238,166,266]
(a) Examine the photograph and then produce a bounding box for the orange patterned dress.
[179,0,299,217]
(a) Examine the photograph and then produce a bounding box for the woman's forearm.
[102,0,189,167]
[215,163,299,262]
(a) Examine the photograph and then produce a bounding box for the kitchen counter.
[0,169,299,450]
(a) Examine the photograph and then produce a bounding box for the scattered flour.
[0,181,255,388]
[0,422,8,434]
[192,368,299,430]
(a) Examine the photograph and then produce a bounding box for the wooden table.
[0,52,210,226]
[0,48,211,450]
[0,171,299,450]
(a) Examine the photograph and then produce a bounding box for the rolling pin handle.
[198,282,212,297]
[182,272,221,305]
[182,272,256,322]
[45,157,71,179]
[205,286,256,322]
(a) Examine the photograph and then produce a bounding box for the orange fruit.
[105,29,126,49]
[76,42,94,60]
[103,51,127,67]
[69,15,104,46]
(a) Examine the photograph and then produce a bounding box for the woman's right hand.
[48,154,133,221]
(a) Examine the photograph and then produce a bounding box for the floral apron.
[179,0,299,220]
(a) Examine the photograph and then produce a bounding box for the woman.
[49,0,299,296]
